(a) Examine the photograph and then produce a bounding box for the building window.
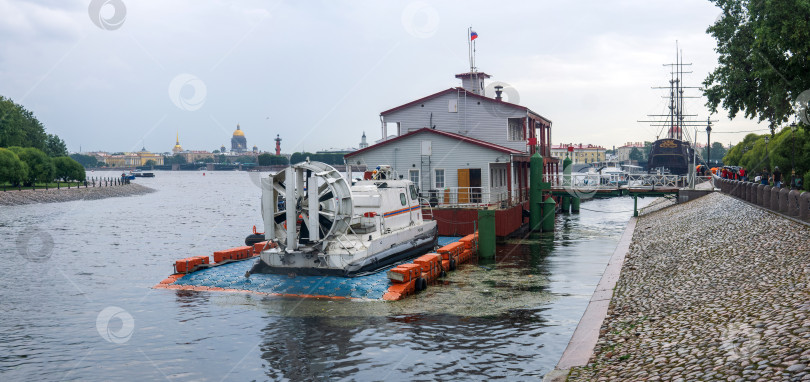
[434,169,445,189]
[508,118,524,141]
[409,169,419,189]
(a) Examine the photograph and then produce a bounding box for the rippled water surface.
[0,171,651,381]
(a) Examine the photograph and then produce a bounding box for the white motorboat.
[247,161,438,277]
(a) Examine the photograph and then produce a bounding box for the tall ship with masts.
[639,45,703,175]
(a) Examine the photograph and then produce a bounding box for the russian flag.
[470,30,478,41]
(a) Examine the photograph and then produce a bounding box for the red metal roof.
[344,127,525,159]
[379,87,551,125]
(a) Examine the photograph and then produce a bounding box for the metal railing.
[545,173,713,189]
[423,187,530,208]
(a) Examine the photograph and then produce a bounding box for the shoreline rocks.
[0,183,155,206]
[568,192,810,381]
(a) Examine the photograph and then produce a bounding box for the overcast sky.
[1,0,767,154]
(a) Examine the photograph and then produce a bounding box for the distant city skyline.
[2,1,766,155]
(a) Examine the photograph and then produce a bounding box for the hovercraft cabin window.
[400,193,407,206]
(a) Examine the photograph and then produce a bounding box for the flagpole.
[468,26,472,72]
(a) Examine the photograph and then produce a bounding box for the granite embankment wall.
[566,192,810,381]
[0,183,155,206]
[716,176,810,221]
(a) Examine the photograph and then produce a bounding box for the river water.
[0,171,650,381]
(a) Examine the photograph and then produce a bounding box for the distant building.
[551,143,606,164]
[616,142,646,162]
[137,147,164,166]
[231,124,247,152]
[177,150,214,163]
[359,132,368,149]
[172,132,183,154]
[103,147,164,167]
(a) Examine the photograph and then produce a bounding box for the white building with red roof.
[346,70,555,213]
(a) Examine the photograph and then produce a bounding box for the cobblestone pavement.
[568,192,810,381]
[0,183,154,206]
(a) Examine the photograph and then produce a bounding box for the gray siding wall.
[382,91,529,152]
[347,130,508,192]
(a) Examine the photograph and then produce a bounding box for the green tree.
[257,153,273,166]
[703,142,728,164]
[217,154,227,163]
[0,147,27,185]
[144,159,156,166]
[53,156,86,181]
[629,147,644,162]
[0,96,48,149]
[234,155,255,164]
[44,134,68,157]
[724,133,756,165]
[271,155,288,165]
[70,153,99,168]
[8,146,53,185]
[703,0,810,134]
[163,155,186,165]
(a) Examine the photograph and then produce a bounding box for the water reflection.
[0,172,651,380]
[257,309,552,380]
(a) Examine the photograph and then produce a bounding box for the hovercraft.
[247,161,438,277]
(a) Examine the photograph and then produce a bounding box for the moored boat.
[247,161,438,277]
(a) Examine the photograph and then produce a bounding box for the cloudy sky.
[1,0,767,154]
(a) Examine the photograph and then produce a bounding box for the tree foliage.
[629,147,644,162]
[233,155,255,164]
[44,134,68,157]
[0,96,48,150]
[163,155,187,165]
[290,152,346,165]
[702,142,728,163]
[723,126,810,182]
[8,146,53,185]
[53,156,86,182]
[703,0,810,133]
[257,153,289,166]
[0,147,27,185]
[70,153,100,168]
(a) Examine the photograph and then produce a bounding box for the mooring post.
[633,195,638,217]
[477,209,496,257]
[571,196,580,213]
[561,195,571,213]
[563,155,572,187]
[529,153,544,231]
[542,196,556,231]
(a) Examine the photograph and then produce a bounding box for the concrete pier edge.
[544,216,638,381]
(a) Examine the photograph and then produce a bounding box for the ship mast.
[638,42,706,143]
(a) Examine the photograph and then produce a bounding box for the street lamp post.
[706,117,712,166]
